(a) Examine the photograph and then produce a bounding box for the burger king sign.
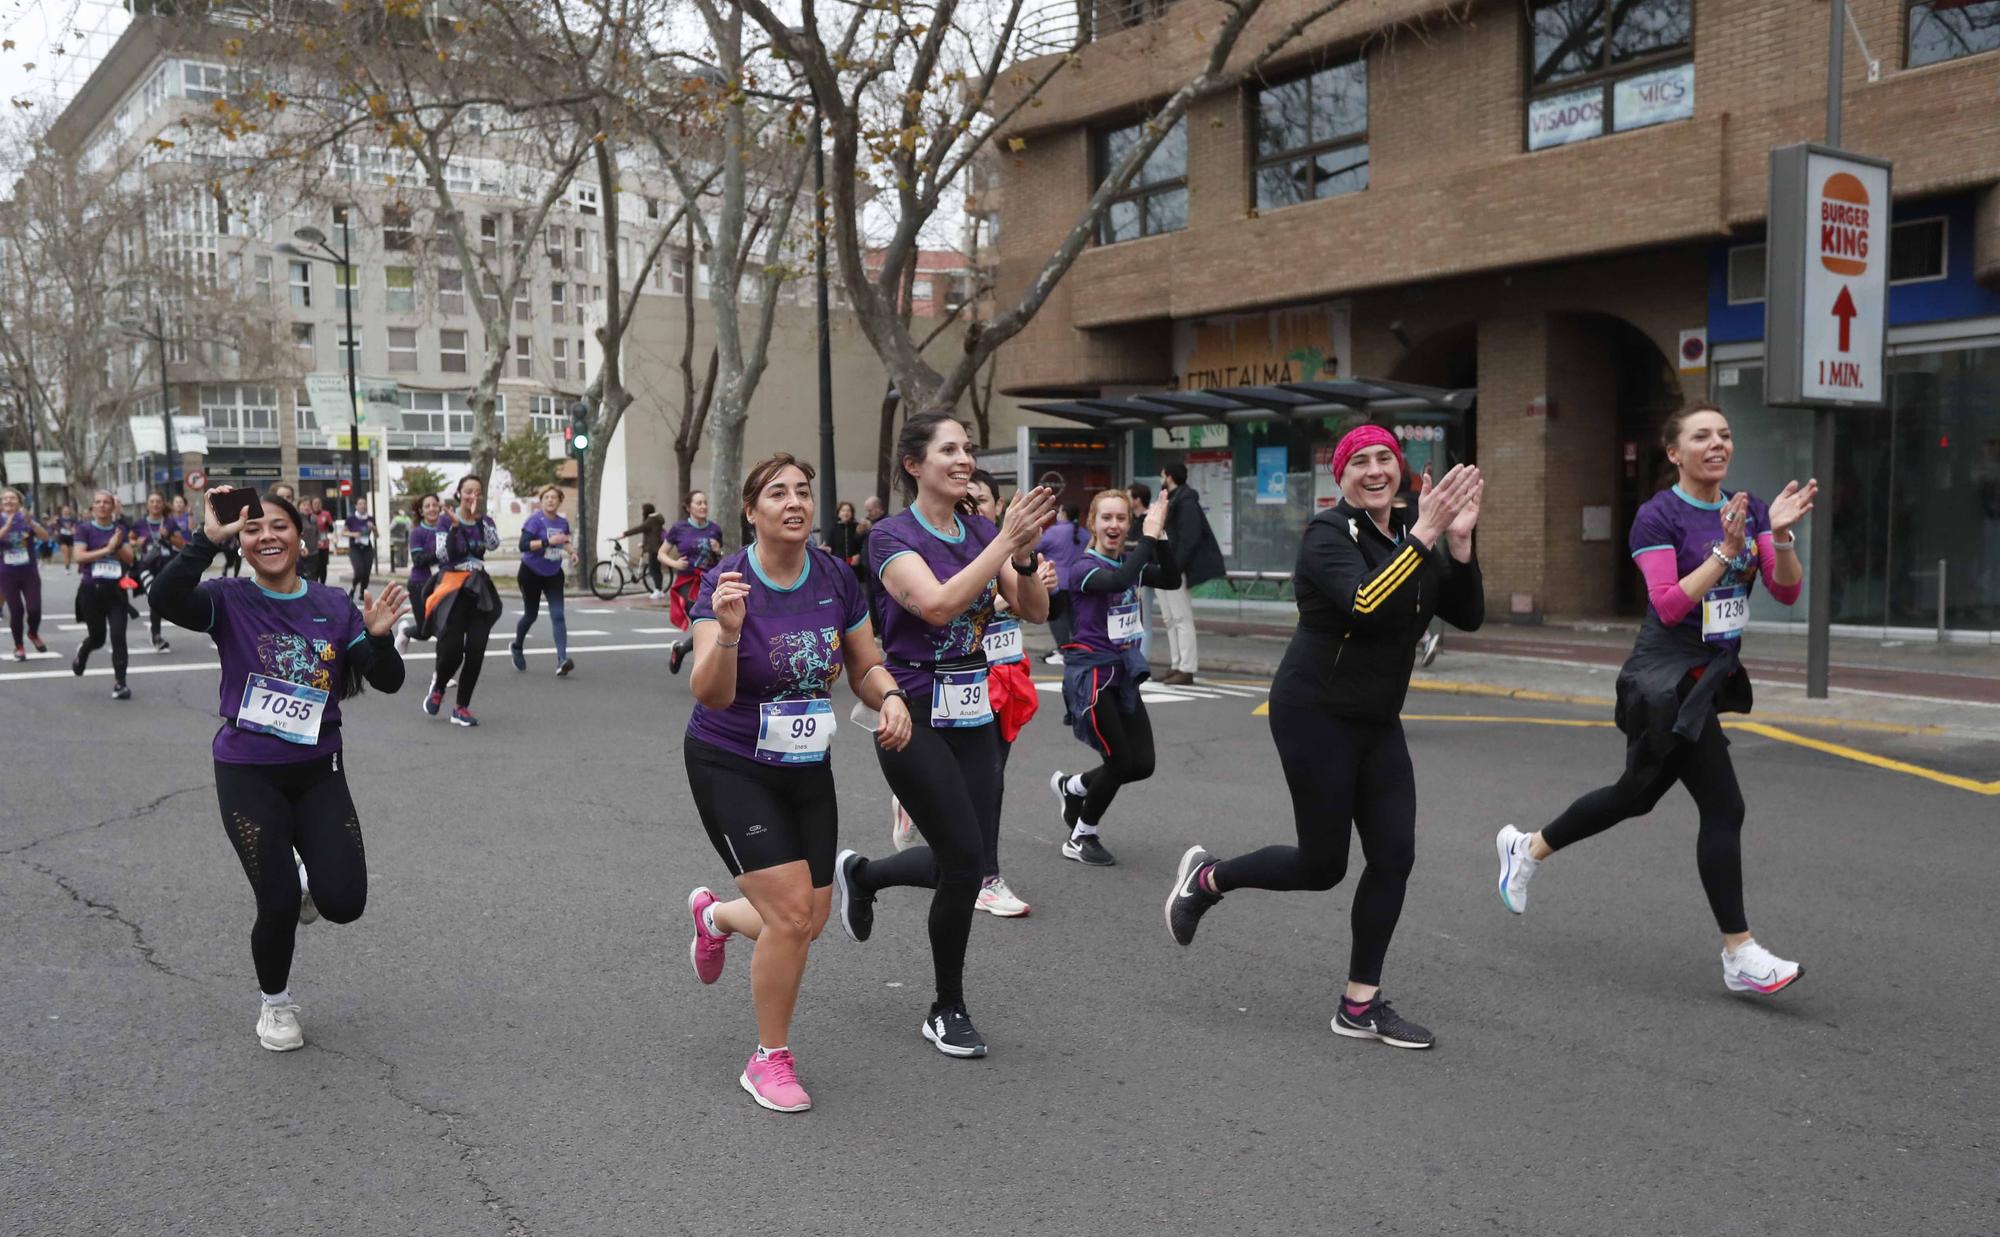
[1764,144,1892,409]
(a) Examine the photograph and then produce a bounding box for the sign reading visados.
[1764,144,1891,409]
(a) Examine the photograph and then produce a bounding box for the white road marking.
[0,640,682,684]
[631,627,685,635]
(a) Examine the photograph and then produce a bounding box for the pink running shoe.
[688,887,727,984]
[740,1048,811,1112]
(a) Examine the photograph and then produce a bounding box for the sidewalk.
[1166,608,2000,739]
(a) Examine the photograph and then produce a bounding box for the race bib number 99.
[931,668,993,728]
[756,699,835,764]
[236,673,330,745]
[1702,586,1748,644]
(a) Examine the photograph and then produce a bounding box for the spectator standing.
[1128,482,1155,662]
[1156,462,1225,685]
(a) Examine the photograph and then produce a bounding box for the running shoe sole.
[739,1071,811,1112]
[450,713,477,727]
[833,849,868,943]
[1725,965,1804,995]
[1496,827,1524,914]
[258,1034,304,1053]
[977,897,1030,918]
[1060,838,1115,866]
[1165,845,1213,945]
[1331,1017,1434,1050]
[920,1018,989,1059]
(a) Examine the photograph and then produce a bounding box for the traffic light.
[568,401,591,457]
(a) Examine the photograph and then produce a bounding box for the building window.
[575,183,600,215]
[1890,216,1948,284]
[1525,0,1692,151]
[530,395,563,434]
[480,214,500,259]
[1907,1,2000,67]
[383,204,414,251]
[387,327,418,373]
[646,197,661,220]
[198,385,279,444]
[289,260,312,308]
[438,268,465,316]
[670,251,688,295]
[337,325,361,369]
[384,266,415,313]
[335,263,358,311]
[440,329,469,373]
[553,337,568,382]
[1093,116,1189,245]
[515,336,533,379]
[291,322,316,357]
[1253,57,1369,211]
[1727,244,1766,305]
[295,393,317,432]
[550,281,567,325]
[181,61,232,103]
[253,255,274,302]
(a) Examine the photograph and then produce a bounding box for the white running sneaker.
[1722,940,1803,995]
[257,1001,304,1052]
[296,857,319,925]
[1495,825,1540,914]
[891,797,917,852]
[976,876,1030,918]
[394,617,412,655]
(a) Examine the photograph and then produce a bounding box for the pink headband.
[1331,425,1407,484]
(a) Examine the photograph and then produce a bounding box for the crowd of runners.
[3,398,1818,1111]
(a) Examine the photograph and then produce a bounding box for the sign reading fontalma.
[1765,143,1891,409]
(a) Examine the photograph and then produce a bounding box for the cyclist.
[511,485,577,677]
[148,486,407,1051]
[831,410,1055,1059]
[1495,403,1816,997]
[1165,426,1485,1051]
[1049,487,1179,868]
[682,453,912,1112]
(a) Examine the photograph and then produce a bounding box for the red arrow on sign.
[1832,285,1857,352]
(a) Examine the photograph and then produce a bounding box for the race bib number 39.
[755,699,835,764]
[981,618,1024,666]
[931,668,993,728]
[1702,586,1748,644]
[236,673,329,745]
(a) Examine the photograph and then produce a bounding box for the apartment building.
[994,0,2000,634]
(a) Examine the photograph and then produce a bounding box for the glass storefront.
[1715,340,2000,631]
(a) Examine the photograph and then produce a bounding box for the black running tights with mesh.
[432,598,498,708]
[857,696,996,1008]
[1208,704,1417,987]
[215,754,367,996]
[1538,709,1748,934]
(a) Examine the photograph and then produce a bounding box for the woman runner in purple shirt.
[1495,403,1817,997]
[394,493,442,653]
[680,453,913,1112]
[511,485,577,677]
[829,411,1057,1060]
[0,487,51,660]
[149,486,408,1052]
[71,491,134,699]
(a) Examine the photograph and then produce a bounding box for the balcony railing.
[1013,0,1178,58]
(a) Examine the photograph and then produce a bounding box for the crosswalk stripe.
[0,640,683,684]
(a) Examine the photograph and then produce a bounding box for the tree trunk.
[705,384,748,542]
[873,384,901,508]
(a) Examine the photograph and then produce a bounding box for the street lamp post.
[278,213,366,521]
[115,308,183,501]
[810,106,836,548]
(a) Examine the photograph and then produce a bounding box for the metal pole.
[340,213,362,521]
[573,400,590,587]
[1936,558,1947,643]
[812,107,836,547]
[154,305,178,499]
[1806,0,1845,699]
[23,391,43,511]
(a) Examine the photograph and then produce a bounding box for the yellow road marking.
[1405,679,1943,736]
[1374,713,2000,796]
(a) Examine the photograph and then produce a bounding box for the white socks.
[701,903,724,938]
[262,988,292,1007]
[1071,822,1099,839]
[756,1044,787,1058]
[1065,774,1087,798]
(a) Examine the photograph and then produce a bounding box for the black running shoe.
[1048,769,1083,831]
[1061,832,1116,866]
[833,849,874,943]
[668,639,689,676]
[556,658,575,678]
[110,682,131,701]
[152,636,170,653]
[70,652,86,677]
[510,640,526,671]
[921,1002,988,1058]
[1165,845,1221,946]
[1332,995,1435,1050]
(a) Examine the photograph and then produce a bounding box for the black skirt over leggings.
[1209,703,1416,987]
[215,751,367,995]
[854,695,996,1008]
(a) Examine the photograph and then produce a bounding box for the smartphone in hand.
[210,488,264,526]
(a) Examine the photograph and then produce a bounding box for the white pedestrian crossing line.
[0,640,684,684]
[631,627,685,635]
[1029,679,1266,705]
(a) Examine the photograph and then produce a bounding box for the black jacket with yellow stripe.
[1270,497,1484,721]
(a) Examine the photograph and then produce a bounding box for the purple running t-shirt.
[199,577,368,763]
[667,518,722,571]
[686,544,869,762]
[1064,547,1145,655]
[75,520,126,581]
[869,507,999,697]
[520,511,571,577]
[1629,485,1772,632]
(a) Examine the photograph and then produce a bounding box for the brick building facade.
[993,0,2000,632]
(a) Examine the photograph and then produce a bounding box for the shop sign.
[1528,86,1602,151]
[1766,144,1890,408]
[1613,64,1694,133]
[1168,302,1351,395]
[306,373,401,426]
[1152,424,1231,451]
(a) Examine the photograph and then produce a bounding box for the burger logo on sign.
[1819,172,1871,276]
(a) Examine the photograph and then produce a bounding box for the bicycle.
[589,538,660,600]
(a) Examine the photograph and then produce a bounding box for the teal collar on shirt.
[1672,484,1729,511]
[747,542,810,592]
[912,505,964,543]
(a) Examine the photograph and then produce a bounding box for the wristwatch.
[1011,555,1036,573]
[883,687,909,704]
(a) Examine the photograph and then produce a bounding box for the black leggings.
[214,753,367,995]
[1047,590,1074,648]
[858,695,997,1007]
[516,570,568,660]
[1540,711,1748,934]
[76,580,129,682]
[1210,704,1417,987]
[348,549,375,600]
[988,740,1013,878]
[433,598,498,707]
[1076,693,1156,827]
[1,569,41,644]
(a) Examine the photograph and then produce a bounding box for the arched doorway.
[1388,322,1479,480]
[1572,314,1683,615]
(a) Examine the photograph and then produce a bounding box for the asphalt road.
[3,595,1996,1235]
